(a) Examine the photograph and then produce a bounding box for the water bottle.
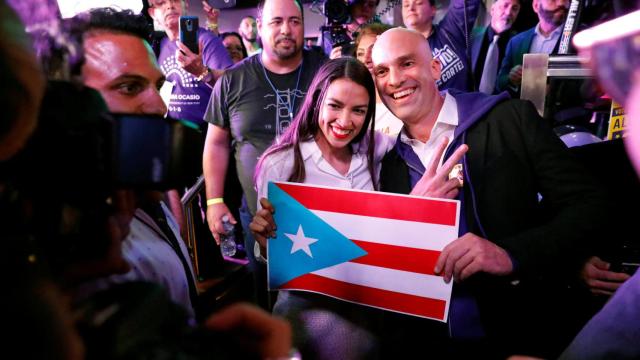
[220,215,237,257]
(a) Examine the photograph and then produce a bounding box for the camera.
[6,81,202,267]
[321,0,356,49]
[323,0,353,25]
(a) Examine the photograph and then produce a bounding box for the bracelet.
[207,23,218,31]
[206,198,224,206]
[195,66,211,82]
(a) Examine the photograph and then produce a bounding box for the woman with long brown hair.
[251,57,394,358]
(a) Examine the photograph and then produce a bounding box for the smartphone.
[207,0,236,8]
[618,262,640,276]
[179,16,199,54]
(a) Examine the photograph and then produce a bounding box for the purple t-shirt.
[158,28,233,125]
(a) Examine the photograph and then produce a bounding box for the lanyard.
[260,57,303,119]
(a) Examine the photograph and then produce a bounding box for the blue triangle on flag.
[268,182,367,288]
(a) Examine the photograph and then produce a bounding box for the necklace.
[260,57,303,119]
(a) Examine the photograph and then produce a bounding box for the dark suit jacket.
[471,26,517,92]
[471,26,491,75]
[496,27,535,96]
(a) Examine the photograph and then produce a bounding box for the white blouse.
[256,130,395,209]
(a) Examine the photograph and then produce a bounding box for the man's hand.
[202,1,220,26]
[509,65,523,86]
[175,40,206,77]
[204,303,292,359]
[410,136,468,199]
[435,232,514,283]
[329,46,343,60]
[206,202,237,244]
[581,256,630,296]
[249,198,276,254]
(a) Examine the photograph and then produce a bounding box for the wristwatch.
[254,241,268,264]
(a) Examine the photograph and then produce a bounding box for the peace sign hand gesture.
[410,136,468,199]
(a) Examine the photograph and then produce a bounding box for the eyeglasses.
[150,0,182,8]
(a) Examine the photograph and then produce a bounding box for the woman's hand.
[249,198,277,256]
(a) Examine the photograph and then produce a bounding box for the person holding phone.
[147,0,232,128]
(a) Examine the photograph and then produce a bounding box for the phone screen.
[179,16,199,54]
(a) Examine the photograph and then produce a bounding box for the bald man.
[371,28,606,358]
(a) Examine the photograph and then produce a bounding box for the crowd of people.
[3,0,639,359]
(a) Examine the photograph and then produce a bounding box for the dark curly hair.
[32,8,154,80]
[77,7,153,42]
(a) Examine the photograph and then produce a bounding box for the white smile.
[331,126,353,138]
[332,126,352,136]
[392,88,416,99]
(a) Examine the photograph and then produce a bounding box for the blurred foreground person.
[2,3,294,359]
[560,12,640,359]
[1,1,83,358]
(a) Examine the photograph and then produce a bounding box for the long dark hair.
[255,57,377,188]
[220,31,248,60]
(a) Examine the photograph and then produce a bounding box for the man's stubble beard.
[243,33,257,43]
[272,40,300,60]
[539,5,567,27]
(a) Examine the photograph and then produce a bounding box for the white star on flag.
[285,225,319,258]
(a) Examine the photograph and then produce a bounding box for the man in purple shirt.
[148,0,233,126]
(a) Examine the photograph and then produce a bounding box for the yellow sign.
[607,101,626,140]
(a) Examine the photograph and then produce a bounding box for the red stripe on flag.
[276,183,457,226]
[351,240,440,276]
[281,273,446,320]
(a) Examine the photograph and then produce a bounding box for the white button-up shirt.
[399,92,459,170]
[529,22,563,55]
[256,131,394,208]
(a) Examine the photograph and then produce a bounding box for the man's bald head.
[370,27,443,129]
[372,27,432,65]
